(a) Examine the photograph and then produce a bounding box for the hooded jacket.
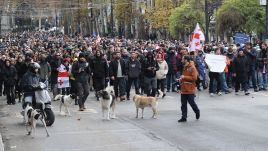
[156,60,168,80]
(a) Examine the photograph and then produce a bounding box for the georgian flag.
[96,34,101,44]
[57,64,70,88]
[189,23,205,52]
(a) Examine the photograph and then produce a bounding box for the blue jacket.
[195,56,206,80]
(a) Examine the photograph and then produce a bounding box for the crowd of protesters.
[0,31,267,111]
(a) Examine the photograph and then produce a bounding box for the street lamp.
[205,0,209,43]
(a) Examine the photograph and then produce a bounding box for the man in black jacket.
[50,52,63,97]
[3,59,17,105]
[109,51,127,101]
[91,50,109,101]
[233,49,250,95]
[15,55,27,102]
[142,51,159,97]
[257,42,268,91]
[72,53,91,111]
[126,51,141,100]
[0,55,7,96]
[244,43,258,92]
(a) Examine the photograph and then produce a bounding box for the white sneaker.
[217,92,222,96]
[210,93,214,97]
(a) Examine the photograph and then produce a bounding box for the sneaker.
[162,93,166,98]
[217,92,222,96]
[235,91,239,95]
[196,111,200,120]
[245,92,250,95]
[178,118,187,123]
[210,93,214,97]
[225,90,231,94]
[254,88,259,92]
[120,96,126,101]
[79,108,84,111]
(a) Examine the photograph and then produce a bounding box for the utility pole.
[110,0,114,37]
[205,0,209,43]
[266,0,268,41]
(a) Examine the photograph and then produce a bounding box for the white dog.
[24,104,50,137]
[97,86,116,120]
[54,94,76,116]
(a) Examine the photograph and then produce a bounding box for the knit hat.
[64,58,70,62]
[238,48,244,52]
[79,53,85,58]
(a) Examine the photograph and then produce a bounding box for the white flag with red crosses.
[57,64,70,88]
[189,23,205,52]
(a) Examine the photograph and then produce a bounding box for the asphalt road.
[1,89,268,151]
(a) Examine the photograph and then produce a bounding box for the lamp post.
[266,0,268,41]
[205,0,209,43]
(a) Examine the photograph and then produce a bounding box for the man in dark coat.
[3,59,17,104]
[0,55,7,96]
[233,49,250,95]
[165,48,178,92]
[15,55,27,102]
[50,52,63,97]
[90,50,109,101]
[72,53,91,111]
[126,51,141,100]
[257,42,268,91]
[244,42,258,92]
[142,51,159,97]
[109,51,127,101]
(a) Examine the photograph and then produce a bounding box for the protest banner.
[205,54,226,73]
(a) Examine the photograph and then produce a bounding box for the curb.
[0,133,4,151]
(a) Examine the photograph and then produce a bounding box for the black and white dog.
[54,94,76,116]
[97,86,116,120]
[24,104,50,137]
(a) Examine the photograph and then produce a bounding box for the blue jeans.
[166,73,176,91]
[220,72,229,92]
[258,71,267,88]
[248,67,257,88]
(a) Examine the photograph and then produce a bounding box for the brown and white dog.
[24,104,50,137]
[133,90,163,119]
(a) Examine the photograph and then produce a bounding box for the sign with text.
[260,0,266,5]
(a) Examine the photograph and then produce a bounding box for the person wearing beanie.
[72,52,91,111]
[233,48,250,95]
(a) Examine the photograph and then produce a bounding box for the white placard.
[205,54,227,73]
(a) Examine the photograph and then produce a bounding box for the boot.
[178,118,187,122]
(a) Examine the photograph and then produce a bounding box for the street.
[1,90,268,151]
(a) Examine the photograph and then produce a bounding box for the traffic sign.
[260,0,266,6]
